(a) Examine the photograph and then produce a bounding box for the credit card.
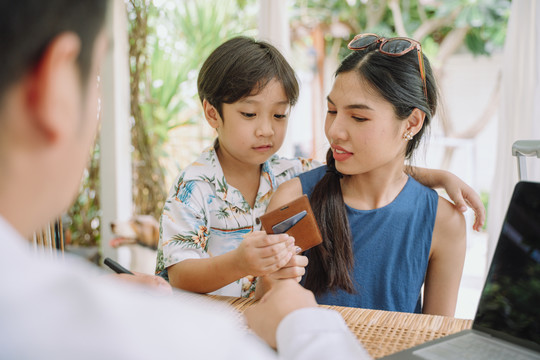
[271,210,307,233]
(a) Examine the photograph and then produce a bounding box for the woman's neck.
[340,164,408,211]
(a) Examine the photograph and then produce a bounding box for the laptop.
[383,181,540,360]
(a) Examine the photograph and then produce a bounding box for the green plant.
[481,190,489,231]
[65,139,101,247]
[65,0,257,247]
[128,0,257,219]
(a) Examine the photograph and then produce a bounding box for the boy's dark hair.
[0,0,109,98]
[305,42,438,295]
[197,36,299,118]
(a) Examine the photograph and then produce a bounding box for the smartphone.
[104,257,134,275]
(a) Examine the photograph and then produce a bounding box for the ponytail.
[305,149,355,295]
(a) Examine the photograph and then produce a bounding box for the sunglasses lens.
[349,35,379,49]
[380,39,413,54]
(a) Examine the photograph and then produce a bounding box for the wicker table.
[211,295,473,359]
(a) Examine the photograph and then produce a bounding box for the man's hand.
[244,279,317,349]
[234,231,295,276]
[114,272,173,295]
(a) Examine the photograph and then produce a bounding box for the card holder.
[259,195,323,252]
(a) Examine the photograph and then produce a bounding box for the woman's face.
[325,71,409,177]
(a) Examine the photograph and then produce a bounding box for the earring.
[403,131,414,141]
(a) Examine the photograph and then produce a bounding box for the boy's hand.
[268,254,308,282]
[443,175,486,231]
[254,254,308,300]
[245,279,318,349]
[235,231,295,276]
[408,167,486,231]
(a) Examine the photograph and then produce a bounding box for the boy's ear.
[405,108,425,136]
[202,99,221,129]
[26,32,82,143]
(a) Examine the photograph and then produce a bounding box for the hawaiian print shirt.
[156,144,319,297]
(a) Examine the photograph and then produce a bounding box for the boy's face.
[210,79,290,168]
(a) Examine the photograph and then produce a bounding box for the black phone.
[104,257,134,275]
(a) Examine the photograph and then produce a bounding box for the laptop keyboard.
[413,333,540,360]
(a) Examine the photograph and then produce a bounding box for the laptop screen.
[474,181,540,351]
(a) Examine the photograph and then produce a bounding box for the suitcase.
[511,140,540,181]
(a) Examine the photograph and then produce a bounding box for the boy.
[156,37,315,297]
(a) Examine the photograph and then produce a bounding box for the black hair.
[305,39,438,295]
[0,0,109,98]
[197,36,299,118]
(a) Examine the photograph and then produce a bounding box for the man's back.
[0,216,276,359]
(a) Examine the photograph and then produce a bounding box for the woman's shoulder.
[297,164,327,182]
[266,155,323,177]
[432,196,466,254]
[407,176,438,198]
[266,178,303,213]
[435,196,465,227]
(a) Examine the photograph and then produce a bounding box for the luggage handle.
[512,140,540,181]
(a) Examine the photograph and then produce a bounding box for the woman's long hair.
[304,41,438,295]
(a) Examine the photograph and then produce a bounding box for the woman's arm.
[422,196,467,316]
[266,178,304,212]
[407,166,485,231]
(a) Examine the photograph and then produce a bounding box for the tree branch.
[435,26,470,69]
[412,7,461,41]
[388,0,408,37]
[366,0,388,30]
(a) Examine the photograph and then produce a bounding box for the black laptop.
[383,181,540,360]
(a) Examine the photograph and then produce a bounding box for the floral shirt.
[156,144,318,297]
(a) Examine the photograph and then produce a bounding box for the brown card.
[259,195,323,252]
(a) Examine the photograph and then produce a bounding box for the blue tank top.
[299,166,438,313]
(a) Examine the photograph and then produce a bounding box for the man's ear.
[202,99,221,129]
[405,108,425,136]
[26,32,81,142]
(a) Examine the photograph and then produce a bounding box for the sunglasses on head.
[347,33,428,102]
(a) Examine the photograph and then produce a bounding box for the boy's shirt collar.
[180,144,298,210]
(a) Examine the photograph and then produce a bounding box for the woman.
[266,34,466,316]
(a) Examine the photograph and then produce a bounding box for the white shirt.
[0,216,371,360]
